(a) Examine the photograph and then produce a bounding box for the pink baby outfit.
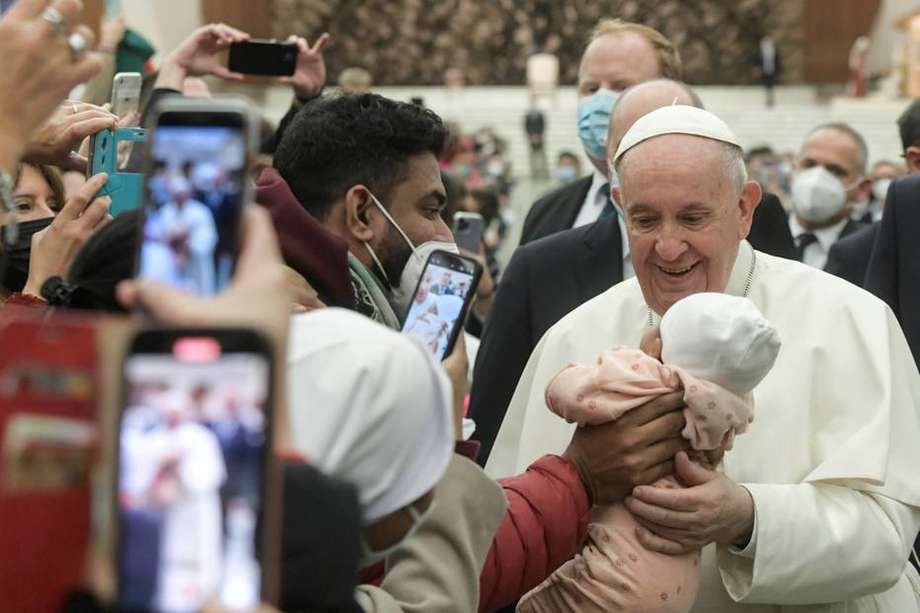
[516,347,756,613]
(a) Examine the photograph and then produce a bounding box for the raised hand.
[277,33,331,99]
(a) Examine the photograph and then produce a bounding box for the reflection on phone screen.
[118,348,268,613]
[139,126,246,296]
[402,261,476,359]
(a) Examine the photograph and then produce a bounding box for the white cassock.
[156,422,227,612]
[488,241,920,611]
[153,199,218,295]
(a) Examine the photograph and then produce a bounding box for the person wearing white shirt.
[490,104,920,612]
[787,123,870,269]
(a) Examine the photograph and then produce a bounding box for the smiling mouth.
[656,262,698,277]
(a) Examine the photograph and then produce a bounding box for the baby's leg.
[517,503,700,613]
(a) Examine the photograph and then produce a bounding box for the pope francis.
[487,105,920,611]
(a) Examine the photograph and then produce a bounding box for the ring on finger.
[41,6,68,34]
[72,103,80,115]
[67,32,88,58]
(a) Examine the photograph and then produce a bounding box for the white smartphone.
[111,72,142,120]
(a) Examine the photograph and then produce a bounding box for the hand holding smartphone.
[116,328,277,613]
[401,250,482,361]
[137,98,254,297]
[228,40,298,76]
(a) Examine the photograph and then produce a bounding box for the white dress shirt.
[572,170,634,279]
[788,215,849,270]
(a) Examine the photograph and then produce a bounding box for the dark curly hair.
[273,93,448,221]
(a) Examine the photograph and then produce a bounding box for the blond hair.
[587,19,682,80]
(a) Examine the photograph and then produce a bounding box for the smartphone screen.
[401,251,481,360]
[117,331,271,613]
[228,40,297,77]
[139,110,247,296]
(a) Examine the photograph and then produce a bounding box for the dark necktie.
[795,232,818,261]
[598,182,617,219]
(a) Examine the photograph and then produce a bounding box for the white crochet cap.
[613,104,741,164]
[659,293,781,395]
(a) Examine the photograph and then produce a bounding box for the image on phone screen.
[139,125,246,296]
[402,255,478,360]
[118,338,269,613]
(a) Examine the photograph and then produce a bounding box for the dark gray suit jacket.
[825,222,879,287]
[518,176,593,245]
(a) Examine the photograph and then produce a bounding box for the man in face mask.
[518,19,682,246]
[262,93,455,329]
[788,123,871,270]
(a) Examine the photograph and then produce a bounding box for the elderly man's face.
[613,135,760,315]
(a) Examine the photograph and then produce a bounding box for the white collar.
[589,169,608,197]
[789,215,849,252]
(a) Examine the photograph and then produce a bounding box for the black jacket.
[747,192,798,261]
[469,213,623,463]
[518,177,593,245]
[865,173,920,367]
[825,222,879,287]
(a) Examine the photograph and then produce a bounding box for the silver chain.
[646,250,757,327]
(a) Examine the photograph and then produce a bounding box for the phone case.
[90,127,146,215]
[0,316,100,613]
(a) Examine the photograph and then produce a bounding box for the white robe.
[487,241,920,611]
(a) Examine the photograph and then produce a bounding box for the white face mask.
[361,500,436,566]
[872,178,892,203]
[790,166,848,224]
[362,193,459,319]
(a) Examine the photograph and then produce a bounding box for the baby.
[516,292,781,613]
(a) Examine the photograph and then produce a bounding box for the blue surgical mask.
[556,166,577,183]
[577,88,620,161]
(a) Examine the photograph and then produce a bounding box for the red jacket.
[479,455,590,612]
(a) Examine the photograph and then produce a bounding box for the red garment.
[479,455,590,612]
[1,293,47,321]
[255,168,354,307]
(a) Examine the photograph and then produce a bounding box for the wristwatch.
[0,169,18,245]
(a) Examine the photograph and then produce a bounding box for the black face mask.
[0,217,53,293]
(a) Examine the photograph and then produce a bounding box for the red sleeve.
[478,455,590,612]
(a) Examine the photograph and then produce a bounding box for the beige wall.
[868,0,920,76]
[121,0,202,63]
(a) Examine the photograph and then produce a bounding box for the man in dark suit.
[787,123,871,270]
[864,172,920,366]
[825,101,920,287]
[518,20,683,247]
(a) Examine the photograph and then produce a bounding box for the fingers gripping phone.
[137,98,254,297]
[111,72,142,120]
[228,40,298,76]
[452,212,485,253]
[401,250,482,360]
[116,328,278,613]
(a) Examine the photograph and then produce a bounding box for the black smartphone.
[116,328,277,613]
[228,40,298,76]
[137,98,253,297]
[401,250,482,360]
[452,211,485,253]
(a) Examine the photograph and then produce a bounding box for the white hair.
[615,138,748,193]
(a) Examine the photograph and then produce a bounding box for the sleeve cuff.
[728,485,757,558]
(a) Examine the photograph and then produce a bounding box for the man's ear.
[737,180,761,240]
[611,185,623,208]
[906,146,920,174]
[344,185,375,242]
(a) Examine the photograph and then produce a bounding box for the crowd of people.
[3,2,920,613]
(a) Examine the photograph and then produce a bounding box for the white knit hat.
[613,104,741,164]
[660,293,781,395]
[286,308,454,524]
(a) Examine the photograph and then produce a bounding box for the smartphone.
[116,328,277,613]
[111,72,142,120]
[228,40,297,77]
[401,250,482,360]
[137,98,253,297]
[452,211,485,253]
